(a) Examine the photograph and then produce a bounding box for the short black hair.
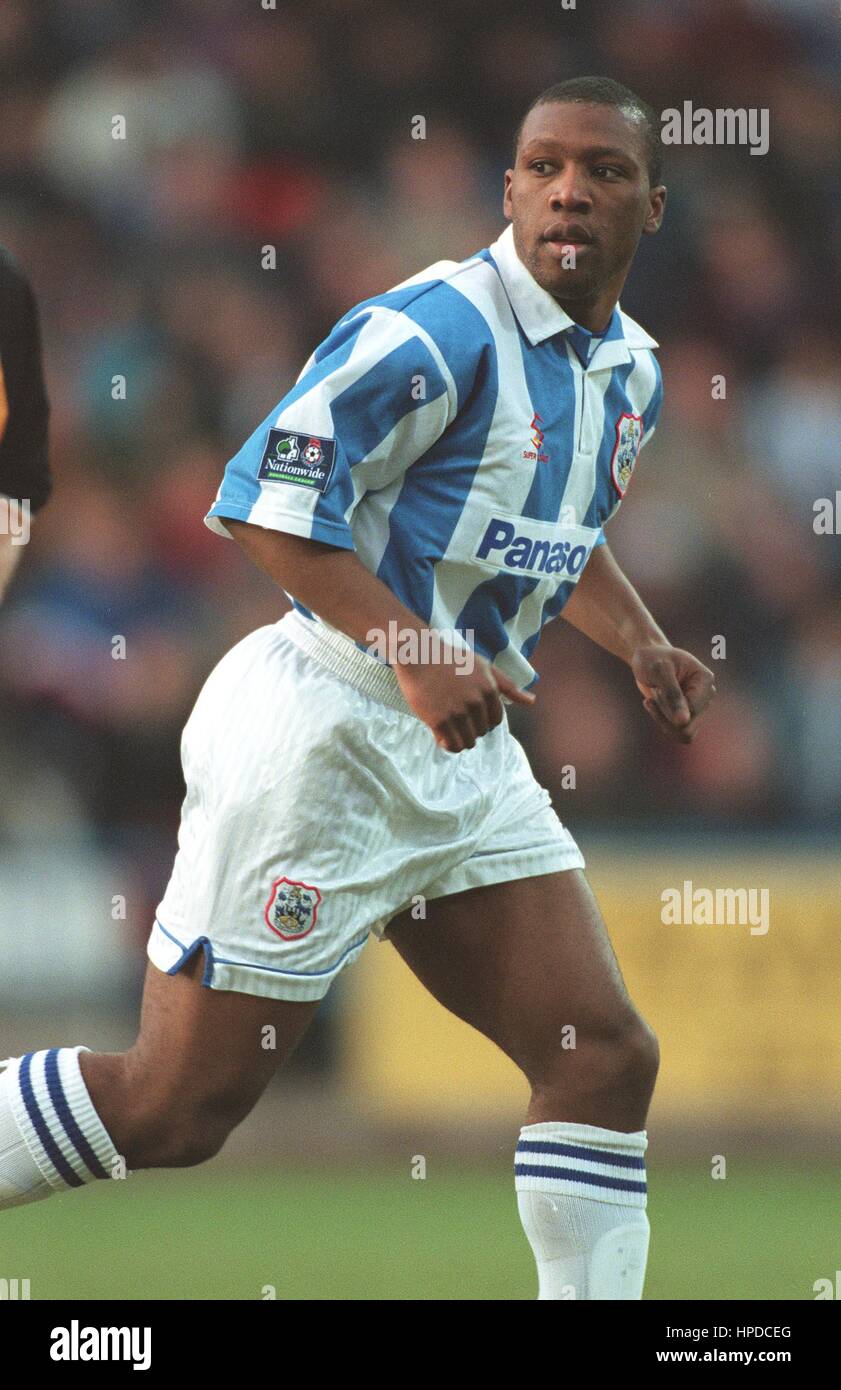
[512,76,663,186]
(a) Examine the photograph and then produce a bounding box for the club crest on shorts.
[610,413,644,497]
[264,876,322,940]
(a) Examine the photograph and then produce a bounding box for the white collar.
[487,223,659,357]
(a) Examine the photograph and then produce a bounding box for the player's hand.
[394,646,535,752]
[631,643,716,744]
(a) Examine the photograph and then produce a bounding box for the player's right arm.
[210,299,532,751]
[225,519,533,753]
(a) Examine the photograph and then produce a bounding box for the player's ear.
[503,169,514,217]
[643,185,666,235]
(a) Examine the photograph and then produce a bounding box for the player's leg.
[384,868,658,1299]
[0,949,319,1210]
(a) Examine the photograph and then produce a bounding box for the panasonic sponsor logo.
[474,515,598,581]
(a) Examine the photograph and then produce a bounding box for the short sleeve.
[206,304,461,549]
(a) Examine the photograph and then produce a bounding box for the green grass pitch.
[1,1162,834,1300]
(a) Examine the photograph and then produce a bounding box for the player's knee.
[531,1012,659,1107]
[586,1015,658,1108]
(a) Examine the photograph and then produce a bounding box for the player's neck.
[552,265,629,335]
[552,292,616,336]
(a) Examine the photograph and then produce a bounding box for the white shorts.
[147,608,585,1001]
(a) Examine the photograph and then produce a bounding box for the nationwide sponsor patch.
[264,876,322,941]
[258,429,337,492]
[610,413,643,496]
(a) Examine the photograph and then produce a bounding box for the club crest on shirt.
[264,876,322,940]
[610,413,644,496]
[258,428,336,492]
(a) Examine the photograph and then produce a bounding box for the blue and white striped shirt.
[206,223,662,689]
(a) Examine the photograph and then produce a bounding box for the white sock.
[0,1047,120,1210]
[515,1120,650,1300]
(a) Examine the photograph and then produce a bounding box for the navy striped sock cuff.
[515,1121,648,1208]
[8,1047,119,1190]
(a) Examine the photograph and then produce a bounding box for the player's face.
[503,102,666,331]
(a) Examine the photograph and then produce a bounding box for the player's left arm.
[560,540,716,743]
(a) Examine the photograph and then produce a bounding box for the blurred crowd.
[1,0,840,937]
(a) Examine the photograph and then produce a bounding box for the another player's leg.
[384,869,659,1300]
[0,949,320,1210]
